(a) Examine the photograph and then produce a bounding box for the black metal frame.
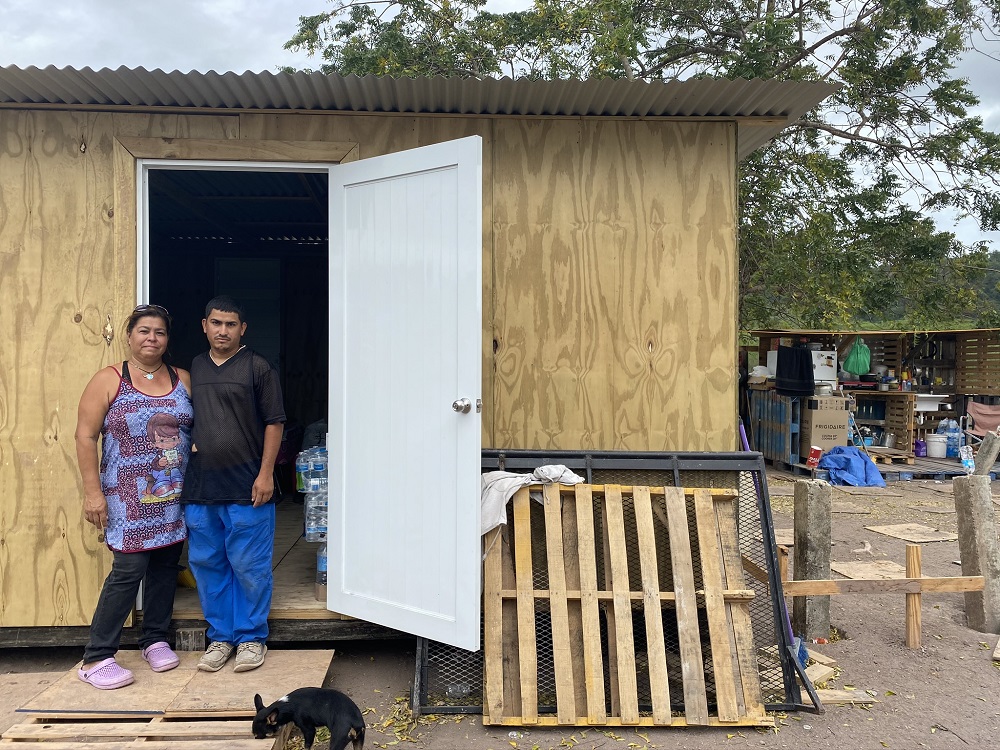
[412,449,817,716]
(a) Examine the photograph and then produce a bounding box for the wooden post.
[954,475,1000,632]
[778,545,789,583]
[905,544,921,649]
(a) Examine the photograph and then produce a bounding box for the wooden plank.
[692,489,739,722]
[500,521,522,719]
[815,688,878,705]
[714,498,765,718]
[485,714,774,728]
[905,544,922,649]
[116,136,357,162]
[603,485,639,723]
[0,743,265,750]
[804,663,837,685]
[483,526,505,723]
[664,486,709,725]
[496,589,756,602]
[573,484,607,723]
[542,484,577,724]
[601,487,620,717]
[632,486,671,724]
[560,485,589,714]
[512,487,538,723]
[806,648,838,668]
[1,720,258,738]
[781,576,984,596]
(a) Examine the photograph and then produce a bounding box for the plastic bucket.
[926,434,947,458]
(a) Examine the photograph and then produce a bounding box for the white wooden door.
[327,136,482,650]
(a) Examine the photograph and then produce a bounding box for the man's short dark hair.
[204,295,245,322]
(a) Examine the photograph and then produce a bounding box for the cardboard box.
[800,405,849,455]
[805,394,850,411]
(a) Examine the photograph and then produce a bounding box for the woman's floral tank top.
[99,368,193,552]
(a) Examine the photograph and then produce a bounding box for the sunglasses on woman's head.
[132,304,170,316]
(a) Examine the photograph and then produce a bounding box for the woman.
[74,304,193,690]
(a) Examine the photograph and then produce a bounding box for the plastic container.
[926,434,947,458]
[316,542,328,585]
[913,438,927,457]
[304,493,328,542]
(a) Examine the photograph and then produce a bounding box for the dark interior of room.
[147,167,329,438]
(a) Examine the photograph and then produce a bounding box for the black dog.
[253,688,365,750]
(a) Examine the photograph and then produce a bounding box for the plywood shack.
[0,68,837,630]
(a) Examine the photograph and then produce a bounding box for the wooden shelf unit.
[846,391,915,453]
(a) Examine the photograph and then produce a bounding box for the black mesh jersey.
[180,347,285,505]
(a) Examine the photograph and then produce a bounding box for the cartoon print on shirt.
[140,412,184,503]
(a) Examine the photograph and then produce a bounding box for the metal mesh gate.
[413,450,802,715]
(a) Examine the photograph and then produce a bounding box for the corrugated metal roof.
[0,65,839,159]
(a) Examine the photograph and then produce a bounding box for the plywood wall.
[491,118,737,450]
[0,108,737,627]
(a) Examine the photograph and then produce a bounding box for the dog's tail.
[351,722,365,750]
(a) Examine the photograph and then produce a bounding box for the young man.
[181,296,285,672]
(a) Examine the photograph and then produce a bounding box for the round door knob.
[452,398,472,413]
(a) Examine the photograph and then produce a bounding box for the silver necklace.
[130,359,163,381]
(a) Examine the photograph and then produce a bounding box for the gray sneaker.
[233,641,267,672]
[197,641,234,672]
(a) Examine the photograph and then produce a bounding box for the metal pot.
[815,383,834,396]
[878,383,890,391]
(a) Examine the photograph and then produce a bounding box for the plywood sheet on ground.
[830,560,907,580]
[834,486,902,497]
[864,523,958,543]
[0,672,59,734]
[18,650,332,717]
[832,501,870,514]
[768,485,795,497]
[167,649,333,714]
[907,505,956,514]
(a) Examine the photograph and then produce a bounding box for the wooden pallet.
[482,484,772,728]
[0,714,287,749]
[865,447,915,465]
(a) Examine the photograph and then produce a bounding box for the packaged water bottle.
[316,542,328,585]
[960,445,975,474]
[304,492,328,542]
[946,418,961,458]
[295,450,311,492]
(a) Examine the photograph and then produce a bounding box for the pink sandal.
[142,641,180,672]
[78,658,134,690]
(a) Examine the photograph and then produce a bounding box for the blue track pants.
[184,503,275,645]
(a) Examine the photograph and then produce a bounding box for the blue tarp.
[817,446,887,487]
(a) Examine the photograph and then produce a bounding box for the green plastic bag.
[843,337,871,377]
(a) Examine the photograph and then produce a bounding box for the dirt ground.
[3,471,1000,749]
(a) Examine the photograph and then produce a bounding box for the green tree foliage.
[286,0,1000,330]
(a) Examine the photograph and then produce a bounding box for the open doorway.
[146,166,330,477]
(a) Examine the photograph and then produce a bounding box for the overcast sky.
[2,0,997,246]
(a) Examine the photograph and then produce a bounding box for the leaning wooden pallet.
[483,484,772,727]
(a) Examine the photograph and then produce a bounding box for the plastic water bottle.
[946,418,961,458]
[304,492,328,542]
[316,542,328,586]
[295,450,312,492]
